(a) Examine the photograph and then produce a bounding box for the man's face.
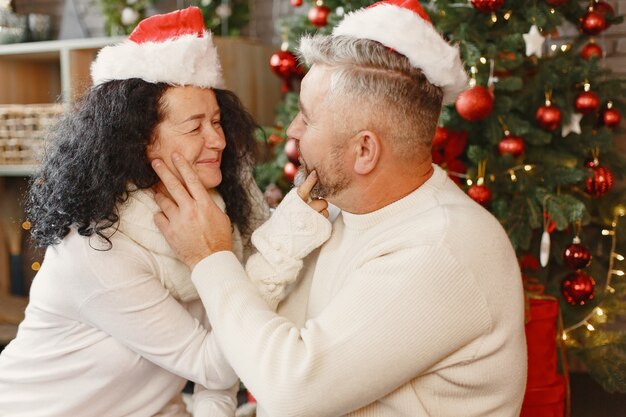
[286,65,351,200]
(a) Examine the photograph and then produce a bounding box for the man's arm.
[152,154,328,269]
[152,154,331,311]
[192,248,491,416]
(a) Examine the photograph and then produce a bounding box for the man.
[152,0,527,415]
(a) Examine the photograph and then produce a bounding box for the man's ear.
[353,130,381,175]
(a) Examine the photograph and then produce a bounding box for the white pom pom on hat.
[332,0,468,104]
[91,7,224,89]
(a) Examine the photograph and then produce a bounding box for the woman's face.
[148,86,226,190]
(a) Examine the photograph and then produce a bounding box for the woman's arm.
[77,242,238,392]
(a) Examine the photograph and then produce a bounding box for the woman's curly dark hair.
[27,78,259,248]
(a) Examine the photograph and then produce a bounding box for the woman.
[0,8,274,417]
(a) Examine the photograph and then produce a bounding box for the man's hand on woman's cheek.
[152,153,233,269]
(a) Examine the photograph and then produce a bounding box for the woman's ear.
[353,131,381,175]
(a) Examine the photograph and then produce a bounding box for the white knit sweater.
[192,165,528,417]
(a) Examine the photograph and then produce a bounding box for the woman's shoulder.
[52,229,160,290]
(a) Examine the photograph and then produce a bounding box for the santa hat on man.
[91,7,224,89]
[328,0,467,104]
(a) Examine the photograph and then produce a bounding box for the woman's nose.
[204,128,226,150]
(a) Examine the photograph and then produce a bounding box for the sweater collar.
[340,164,447,230]
[116,187,226,302]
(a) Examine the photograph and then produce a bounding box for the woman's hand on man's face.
[298,171,329,219]
[152,153,232,269]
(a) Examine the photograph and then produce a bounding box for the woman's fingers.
[308,198,328,214]
[297,170,318,201]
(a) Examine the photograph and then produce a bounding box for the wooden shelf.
[0,165,36,176]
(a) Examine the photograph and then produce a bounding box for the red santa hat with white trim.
[91,7,224,89]
[331,0,468,104]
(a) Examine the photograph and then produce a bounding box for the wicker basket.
[0,104,64,165]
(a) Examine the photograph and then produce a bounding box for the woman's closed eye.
[187,124,201,134]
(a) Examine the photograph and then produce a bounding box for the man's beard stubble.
[294,143,350,200]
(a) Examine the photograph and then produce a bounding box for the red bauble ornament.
[581,10,607,36]
[545,0,568,5]
[561,271,595,305]
[432,126,448,148]
[581,41,603,60]
[269,50,298,78]
[586,164,614,197]
[498,134,525,157]
[290,0,303,6]
[594,1,615,27]
[284,138,300,165]
[602,107,621,128]
[468,184,492,206]
[563,242,592,270]
[574,90,600,114]
[536,104,562,131]
[308,5,330,27]
[455,85,494,121]
[283,162,298,183]
[470,0,504,13]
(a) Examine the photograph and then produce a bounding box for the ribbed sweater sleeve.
[192,245,493,416]
[245,188,332,310]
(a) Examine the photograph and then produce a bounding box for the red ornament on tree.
[470,0,504,13]
[561,271,595,305]
[581,41,603,60]
[455,85,494,121]
[432,126,448,148]
[545,0,568,5]
[602,102,621,128]
[269,49,300,93]
[498,133,525,157]
[308,4,330,27]
[431,128,468,185]
[269,50,298,78]
[574,90,600,114]
[586,164,614,197]
[580,10,607,36]
[536,103,561,131]
[283,161,298,183]
[290,0,303,7]
[594,1,615,28]
[284,138,300,165]
[468,184,492,206]
[563,239,592,270]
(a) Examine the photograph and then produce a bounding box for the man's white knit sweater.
[192,165,528,417]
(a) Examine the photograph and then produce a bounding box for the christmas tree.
[255,0,626,394]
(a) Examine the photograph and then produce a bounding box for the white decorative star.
[562,113,583,137]
[523,25,545,58]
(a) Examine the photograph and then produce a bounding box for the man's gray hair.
[298,34,443,160]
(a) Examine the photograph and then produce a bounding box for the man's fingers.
[171,153,211,205]
[297,170,318,201]
[152,159,193,207]
[154,192,178,219]
[153,212,170,233]
[308,198,328,214]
